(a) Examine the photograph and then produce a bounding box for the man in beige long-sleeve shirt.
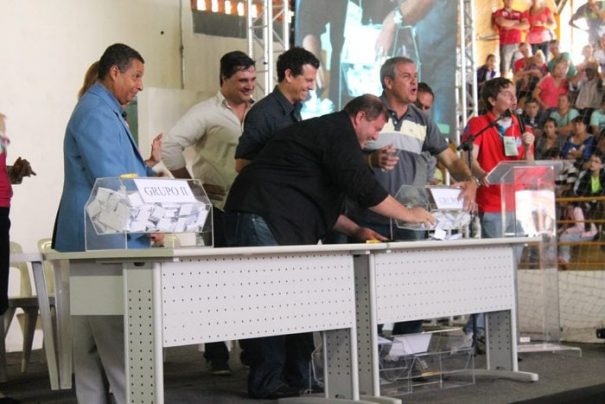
[161,50,256,375]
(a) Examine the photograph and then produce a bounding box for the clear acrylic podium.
[487,160,579,354]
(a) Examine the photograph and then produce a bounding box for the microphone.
[514,108,526,134]
[457,109,512,151]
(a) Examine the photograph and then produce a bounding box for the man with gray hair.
[347,57,477,334]
[349,57,476,236]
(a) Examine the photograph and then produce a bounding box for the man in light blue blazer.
[54,47,157,253]
[53,43,159,404]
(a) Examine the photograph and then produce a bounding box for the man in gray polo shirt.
[347,56,477,334]
[348,56,476,237]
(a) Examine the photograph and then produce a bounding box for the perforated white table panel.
[48,238,534,401]
[373,245,516,323]
[160,252,357,347]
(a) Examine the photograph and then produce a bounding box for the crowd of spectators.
[485,1,605,169]
[480,0,605,267]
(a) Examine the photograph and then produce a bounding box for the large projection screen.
[294,0,456,137]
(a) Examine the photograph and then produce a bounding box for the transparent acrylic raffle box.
[378,330,475,396]
[311,329,474,395]
[84,176,213,250]
[391,185,471,240]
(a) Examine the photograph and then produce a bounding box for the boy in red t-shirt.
[463,77,535,231]
[461,77,534,341]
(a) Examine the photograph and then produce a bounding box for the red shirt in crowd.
[493,8,527,45]
[527,7,553,44]
[513,57,530,73]
[537,75,569,109]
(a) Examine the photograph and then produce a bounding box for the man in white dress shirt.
[162,50,256,375]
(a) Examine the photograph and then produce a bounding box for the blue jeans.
[224,212,313,396]
[224,212,279,248]
[480,212,507,238]
[531,42,549,60]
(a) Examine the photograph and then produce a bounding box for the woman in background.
[535,117,564,159]
[476,54,498,111]
[477,54,497,88]
[527,0,556,58]
[534,58,570,110]
[0,113,35,404]
[560,116,596,163]
[77,61,99,99]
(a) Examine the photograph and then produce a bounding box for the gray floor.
[1,342,604,403]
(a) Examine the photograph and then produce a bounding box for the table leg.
[31,261,59,390]
[124,262,163,404]
[353,254,381,398]
[53,259,72,389]
[470,310,538,382]
[322,328,359,400]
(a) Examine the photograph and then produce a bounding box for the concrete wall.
[0,0,249,253]
[0,0,247,350]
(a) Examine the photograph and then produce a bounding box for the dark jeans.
[530,42,549,60]
[0,207,10,315]
[224,212,314,395]
[203,207,230,365]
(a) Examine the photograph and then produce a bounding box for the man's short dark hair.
[276,47,319,82]
[220,51,255,85]
[98,43,144,80]
[591,149,604,162]
[480,77,513,111]
[344,94,389,122]
[379,56,416,89]
[417,82,434,97]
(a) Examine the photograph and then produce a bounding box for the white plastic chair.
[37,238,55,295]
[0,241,55,381]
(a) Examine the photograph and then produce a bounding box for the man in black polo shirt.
[224,94,434,399]
[231,47,320,397]
[235,47,319,172]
